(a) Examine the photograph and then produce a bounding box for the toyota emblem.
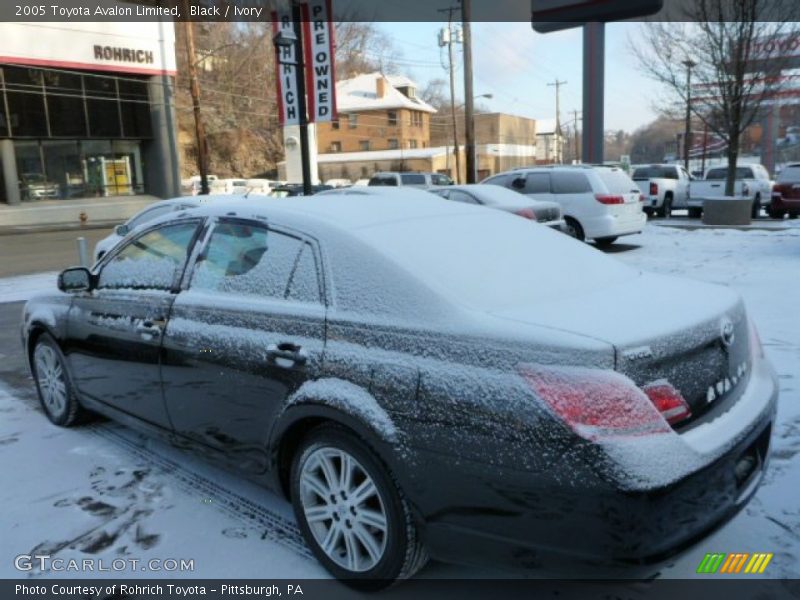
[720,318,735,347]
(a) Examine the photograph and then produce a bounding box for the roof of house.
[336,72,437,114]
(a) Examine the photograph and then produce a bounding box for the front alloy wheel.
[32,334,83,426]
[291,425,427,588]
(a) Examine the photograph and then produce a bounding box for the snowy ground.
[0,220,798,581]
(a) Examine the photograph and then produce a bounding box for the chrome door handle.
[266,342,308,366]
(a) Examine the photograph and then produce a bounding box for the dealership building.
[0,21,179,206]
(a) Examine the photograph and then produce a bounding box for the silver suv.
[482,165,646,246]
[368,172,454,188]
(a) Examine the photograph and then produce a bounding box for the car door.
[160,218,326,472]
[64,219,203,428]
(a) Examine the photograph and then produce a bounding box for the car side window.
[551,171,592,194]
[98,221,199,290]
[524,173,551,193]
[128,205,174,230]
[191,221,320,303]
[483,173,512,187]
[448,190,480,204]
[401,173,426,185]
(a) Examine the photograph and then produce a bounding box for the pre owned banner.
[302,0,337,122]
[271,9,301,126]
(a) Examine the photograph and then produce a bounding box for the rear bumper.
[582,211,646,240]
[771,195,800,213]
[419,358,778,572]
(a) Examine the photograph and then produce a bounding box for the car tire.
[789,213,799,220]
[767,208,785,219]
[31,333,85,427]
[659,194,673,219]
[564,217,585,241]
[751,194,761,219]
[290,424,427,589]
[594,236,618,247]
[687,207,702,218]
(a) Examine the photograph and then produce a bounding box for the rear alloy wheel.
[594,236,618,247]
[291,425,427,589]
[32,334,83,426]
[767,208,785,220]
[564,217,585,241]
[751,194,761,219]
[659,194,673,219]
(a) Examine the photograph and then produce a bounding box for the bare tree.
[632,0,798,195]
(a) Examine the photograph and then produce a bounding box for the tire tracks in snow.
[86,423,314,560]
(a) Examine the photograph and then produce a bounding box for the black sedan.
[22,193,777,587]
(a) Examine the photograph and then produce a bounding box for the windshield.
[355,212,635,311]
[777,166,800,182]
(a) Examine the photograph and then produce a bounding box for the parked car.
[93,196,225,262]
[353,178,370,186]
[688,164,772,219]
[631,164,692,218]
[269,184,333,197]
[19,172,60,200]
[324,178,353,188]
[245,178,278,196]
[24,192,776,587]
[368,172,454,187]
[483,165,646,246]
[768,163,800,219]
[211,178,249,195]
[181,174,219,196]
[429,184,564,230]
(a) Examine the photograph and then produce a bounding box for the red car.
[769,163,800,219]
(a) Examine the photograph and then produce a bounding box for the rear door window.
[369,175,398,186]
[191,221,320,303]
[524,172,551,193]
[551,171,592,194]
[400,173,426,185]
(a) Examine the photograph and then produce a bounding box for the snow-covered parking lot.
[1,220,798,581]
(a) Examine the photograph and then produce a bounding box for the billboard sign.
[302,0,337,122]
[272,8,301,126]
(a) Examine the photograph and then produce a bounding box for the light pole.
[273,6,312,197]
[682,59,697,171]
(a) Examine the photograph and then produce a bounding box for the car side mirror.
[58,267,93,293]
[512,177,525,189]
[115,224,129,236]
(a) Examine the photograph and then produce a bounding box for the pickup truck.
[631,164,691,218]
[687,164,773,218]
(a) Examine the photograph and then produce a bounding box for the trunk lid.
[490,272,751,428]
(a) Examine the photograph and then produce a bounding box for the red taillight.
[595,194,625,205]
[649,182,658,196]
[639,194,645,202]
[642,381,692,425]
[515,208,537,220]
[518,365,672,440]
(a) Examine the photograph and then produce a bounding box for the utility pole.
[438,7,462,183]
[570,109,581,164]
[682,59,697,171]
[462,0,477,183]
[547,79,567,163]
[180,3,209,195]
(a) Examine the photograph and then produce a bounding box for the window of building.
[410,111,423,127]
[84,75,121,137]
[359,140,370,151]
[330,141,341,153]
[331,119,340,130]
[118,79,152,138]
[349,114,358,129]
[387,139,398,150]
[407,140,418,149]
[43,71,87,138]
[4,67,48,137]
[387,110,397,126]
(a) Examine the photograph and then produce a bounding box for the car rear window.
[595,169,639,194]
[551,171,592,194]
[401,173,426,185]
[706,167,753,180]
[777,166,800,182]
[632,166,678,179]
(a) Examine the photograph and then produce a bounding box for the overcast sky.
[378,21,660,133]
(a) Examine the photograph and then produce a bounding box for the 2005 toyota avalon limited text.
[21,193,778,588]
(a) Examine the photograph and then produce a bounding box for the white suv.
[482,165,646,246]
